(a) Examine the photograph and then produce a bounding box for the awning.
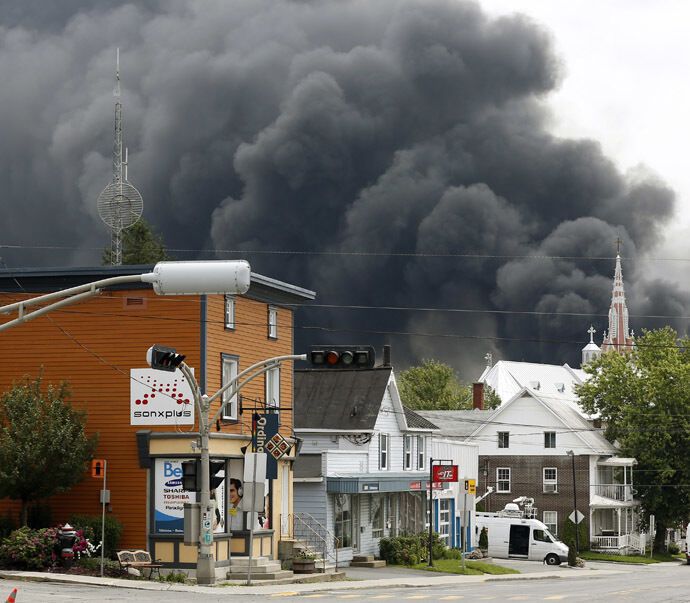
[326,473,434,494]
[597,457,637,467]
[590,494,640,509]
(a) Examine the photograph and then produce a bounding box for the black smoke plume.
[0,0,684,377]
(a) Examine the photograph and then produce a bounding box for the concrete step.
[228,562,283,573]
[229,555,271,566]
[226,570,294,580]
[349,559,387,568]
[352,554,374,563]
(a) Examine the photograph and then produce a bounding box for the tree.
[577,327,690,551]
[0,376,98,526]
[398,359,501,410]
[102,218,171,265]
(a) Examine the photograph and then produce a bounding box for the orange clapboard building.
[0,264,314,572]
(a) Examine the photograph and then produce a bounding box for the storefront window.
[335,494,352,548]
[397,491,424,535]
[438,498,450,545]
[372,495,384,538]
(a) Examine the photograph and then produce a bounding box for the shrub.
[419,531,446,560]
[442,547,462,560]
[0,526,58,570]
[379,535,426,565]
[566,537,577,567]
[69,514,123,559]
[561,519,588,551]
[160,571,187,583]
[668,541,680,555]
[479,526,488,551]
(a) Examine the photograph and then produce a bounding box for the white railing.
[594,484,634,501]
[592,534,628,549]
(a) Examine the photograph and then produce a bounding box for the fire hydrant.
[56,523,77,568]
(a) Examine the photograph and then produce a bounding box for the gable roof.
[418,409,495,439]
[294,367,392,431]
[404,407,439,430]
[480,360,587,403]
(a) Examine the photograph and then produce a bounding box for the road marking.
[544,597,567,600]
[439,597,465,601]
[508,597,530,601]
[303,596,330,599]
[370,596,394,599]
[338,596,362,599]
[271,593,298,598]
[406,597,431,600]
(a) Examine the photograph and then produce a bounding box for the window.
[533,529,552,543]
[265,366,280,410]
[221,355,239,420]
[496,467,511,493]
[544,431,556,448]
[372,495,384,538]
[417,436,426,470]
[498,431,509,448]
[334,494,352,548]
[404,435,413,470]
[379,433,389,470]
[224,295,235,330]
[543,511,558,535]
[268,306,278,339]
[543,468,558,493]
[438,498,451,545]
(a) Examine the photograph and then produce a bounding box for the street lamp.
[0,260,251,332]
[147,348,307,585]
[566,450,579,555]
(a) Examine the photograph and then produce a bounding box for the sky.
[1,0,689,379]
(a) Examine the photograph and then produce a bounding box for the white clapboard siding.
[323,450,369,476]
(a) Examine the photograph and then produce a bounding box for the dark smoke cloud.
[0,0,683,378]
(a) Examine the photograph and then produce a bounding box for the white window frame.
[543,511,558,535]
[417,435,426,470]
[224,295,235,330]
[221,355,239,420]
[496,467,511,493]
[543,467,558,493]
[379,433,389,470]
[544,431,556,448]
[498,431,509,449]
[268,306,278,339]
[371,495,384,538]
[403,435,413,470]
[265,366,280,410]
[438,498,451,546]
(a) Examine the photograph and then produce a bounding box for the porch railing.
[594,484,634,501]
[592,534,628,549]
[290,512,339,570]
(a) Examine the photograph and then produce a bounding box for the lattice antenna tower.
[98,48,143,265]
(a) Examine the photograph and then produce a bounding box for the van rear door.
[509,524,529,557]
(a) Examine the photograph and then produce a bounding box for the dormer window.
[529,381,540,390]
[555,382,565,393]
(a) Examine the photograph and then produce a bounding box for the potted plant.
[292,549,317,574]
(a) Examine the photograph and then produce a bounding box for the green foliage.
[441,547,462,560]
[102,218,171,265]
[70,514,123,559]
[561,519,588,551]
[0,375,98,525]
[579,550,667,564]
[419,530,447,560]
[577,327,690,551]
[479,526,488,551]
[668,541,681,555]
[0,526,58,570]
[566,537,577,566]
[379,534,427,565]
[160,570,187,583]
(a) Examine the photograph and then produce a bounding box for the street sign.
[432,464,459,483]
[464,479,476,495]
[569,510,585,524]
[91,459,105,478]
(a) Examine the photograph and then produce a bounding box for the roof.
[294,367,393,431]
[404,407,439,430]
[0,265,315,304]
[417,409,495,439]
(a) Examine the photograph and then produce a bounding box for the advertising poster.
[154,459,193,534]
[130,368,195,426]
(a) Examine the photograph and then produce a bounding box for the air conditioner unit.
[543,483,558,493]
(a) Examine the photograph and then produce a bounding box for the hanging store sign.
[130,368,195,426]
[432,464,459,483]
[252,413,280,479]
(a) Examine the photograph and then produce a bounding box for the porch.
[590,504,643,554]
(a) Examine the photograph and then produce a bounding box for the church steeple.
[582,325,601,366]
[601,239,634,353]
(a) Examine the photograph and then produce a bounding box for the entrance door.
[509,525,530,557]
[352,495,360,553]
[280,463,289,536]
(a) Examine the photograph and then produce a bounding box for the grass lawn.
[409,559,520,575]
[580,551,679,564]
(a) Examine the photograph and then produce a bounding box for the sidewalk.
[0,563,628,596]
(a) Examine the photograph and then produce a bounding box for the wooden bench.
[116,550,163,579]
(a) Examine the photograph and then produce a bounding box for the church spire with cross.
[601,238,634,353]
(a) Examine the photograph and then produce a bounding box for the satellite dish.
[97,180,143,230]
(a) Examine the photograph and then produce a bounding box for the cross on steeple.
[615,236,622,255]
[587,325,596,343]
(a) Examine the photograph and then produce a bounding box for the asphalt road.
[1,560,688,602]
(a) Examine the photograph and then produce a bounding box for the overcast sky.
[1,0,688,378]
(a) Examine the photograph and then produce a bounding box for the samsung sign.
[130,368,195,426]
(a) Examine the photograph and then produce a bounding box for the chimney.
[382,345,391,367]
[472,382,484,410]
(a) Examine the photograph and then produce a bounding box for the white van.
[476,513,569,565]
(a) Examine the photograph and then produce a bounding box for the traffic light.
[210,460,225,490]
[182,460,199,492]
[309,345,375,369]
[180,459,225,491]
[147,344,186,372]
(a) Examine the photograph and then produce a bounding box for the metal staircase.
[288,512,340,570]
